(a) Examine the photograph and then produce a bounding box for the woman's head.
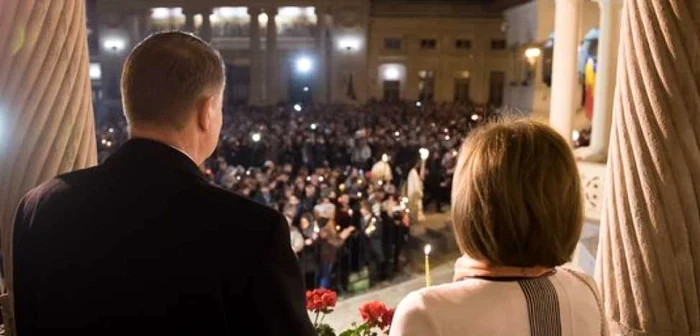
[451,119,582,268]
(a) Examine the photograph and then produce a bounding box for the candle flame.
[424,244,432,255]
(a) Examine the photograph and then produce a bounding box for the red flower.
[359,301,389,327]
[306,289,338,313]
[379,308,395,331]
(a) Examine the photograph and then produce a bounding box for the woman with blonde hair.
[391,119,605,336]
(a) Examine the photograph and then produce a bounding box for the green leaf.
[316,324,337,336]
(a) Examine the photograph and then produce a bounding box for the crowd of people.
[96,100,493,292]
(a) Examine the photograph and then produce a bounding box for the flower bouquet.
[306,289,395,336]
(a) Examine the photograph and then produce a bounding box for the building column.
[248,7,263,105]
[548,0,582,145]
[137,9,151,38]
[0,1,98,333]
[596,0,700,333]
[586,0,623,162]
[200,9,212,42]
[265,7,278,104]
[314,7,328,104]
[183,10,195,33]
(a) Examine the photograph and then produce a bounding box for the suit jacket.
[12,139,316,336]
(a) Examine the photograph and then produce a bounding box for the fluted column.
[549,0,582,145]
[200,9,212,42]
[248,7,263,105]
[183,10,195,33]
[0,1,98,334]
[265,7,279,104]
[596,0,700,334]
[137,10,151,37]
[586,0,623,162]
[314,6,328,104]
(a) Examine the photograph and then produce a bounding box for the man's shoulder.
[196,182,284,224]
[23,166,101,203]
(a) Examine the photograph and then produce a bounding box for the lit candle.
[424,244,432,287]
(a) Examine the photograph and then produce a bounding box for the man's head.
[121,31,225,164]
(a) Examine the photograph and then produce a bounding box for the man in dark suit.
[12,32,315,336]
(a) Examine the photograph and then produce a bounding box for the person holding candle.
[299,213,320,290]
[391,119,604,336]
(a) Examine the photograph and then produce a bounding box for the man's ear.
[196,95,215,132]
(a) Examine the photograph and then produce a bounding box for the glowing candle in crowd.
[319,176,325,182]
[424,244,432,287]
[382,153,389,162]
[357,192,362,197]
[378,180,384,186]
[314,222,320,233]
[419,148,430,160]
[394,131,400,137]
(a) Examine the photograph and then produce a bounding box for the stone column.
[314,7,328,104]
[137,9,151,37]
[548,0,582,145]
[248,7,263,105]
[0,1,98,334]
[184,10,195,33]
[596,0,700,334]
[200,9,212,42]
[265,7,278,104]
[586,0,623,162]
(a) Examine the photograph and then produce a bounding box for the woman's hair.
[451,119,583,267]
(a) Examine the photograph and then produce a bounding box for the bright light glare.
[572,130,581,141]
[214,7,247,19]
[258,13,268,26]
[251,133,262,142]
[279,6,302,17]
[296,57,313,73]
[103,38,126,51]
[89,63,101,80]
[339,37,360,51]
[310,123,318,130]
[293,104,302,112]
[383,66,400,80]
[471,114,480,121]
[525,47,542,59]
[416,101,422,107]
[394,131,400,137]
[303,86,310,92]
[444,135,450,141]
[382,154,389,162]
[151,7,170,19]
[108,128,114,133]
[424,244,432,255]
[419,148,430,160]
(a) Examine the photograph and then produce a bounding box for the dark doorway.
[453,78,470,103]
[488,71,505,106]
[383,80,400,102]
[225,64,249,107]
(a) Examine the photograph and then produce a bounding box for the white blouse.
[390,267,604,336]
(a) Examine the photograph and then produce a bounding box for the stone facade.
[90,0,514,106]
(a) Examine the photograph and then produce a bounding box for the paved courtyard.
[322,263,454,331]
